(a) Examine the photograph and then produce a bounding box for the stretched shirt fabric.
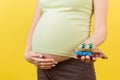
[32,0,94,57]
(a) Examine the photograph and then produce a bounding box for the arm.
[75,0,108,62]
[24,0,43,53]
[83,0,108,47]
[24,0,57,69]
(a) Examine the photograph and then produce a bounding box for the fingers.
[33,58,56,63]
[100,53,108,59]
[81,56,91,62]
[101,56,108,59]
[32,58,58,69]
[24,51,58,69]
[92,57,96,62]
[81,56,85,61]
[31,57,57,65]
[85,56,91,62]
[35,62,56,69]
[74,55,97,62]
[30,52,44,58]
[37,66,53,69]
[37,62,56,66]
[35,63,56,69]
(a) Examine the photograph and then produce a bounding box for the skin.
[24,0,108,69]
[76,0,108,62]
[24,51,58,69]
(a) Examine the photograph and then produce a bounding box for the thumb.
[98,52,108,59]
[100,53,108,59]
[34,52,44,58]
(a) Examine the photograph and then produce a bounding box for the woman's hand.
[74,54,97,62]
[24,50,58,69]
[74,47,108,62]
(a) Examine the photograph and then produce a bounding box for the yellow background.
[0,0,119,80]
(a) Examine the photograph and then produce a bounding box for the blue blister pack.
[75,51,92,56]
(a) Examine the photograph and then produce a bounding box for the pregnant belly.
[32,12,90,57]
[36,52,71,62]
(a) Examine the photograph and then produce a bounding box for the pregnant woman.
[24,0,108,80]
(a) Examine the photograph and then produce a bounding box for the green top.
[32,0,93,57]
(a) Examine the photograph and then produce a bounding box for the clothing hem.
[32,48,75,58]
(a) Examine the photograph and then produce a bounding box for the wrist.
[24,49,32,53]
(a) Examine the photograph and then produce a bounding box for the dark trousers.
[37,58,96,80]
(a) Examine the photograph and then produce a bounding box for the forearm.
[83,25,107,47]
[24,25,36,52]
[83,0,108,48]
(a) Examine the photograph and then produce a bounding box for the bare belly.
[36,52,71,62]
